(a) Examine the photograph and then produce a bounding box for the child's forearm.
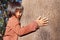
[12,21,38,36]
[19,21,38,36]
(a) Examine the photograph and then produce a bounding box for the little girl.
[3,2,48,40]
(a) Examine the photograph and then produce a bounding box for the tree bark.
[18,0,60,40]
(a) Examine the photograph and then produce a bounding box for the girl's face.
[15,10,22,19]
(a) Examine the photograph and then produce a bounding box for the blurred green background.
[0,0,22,40]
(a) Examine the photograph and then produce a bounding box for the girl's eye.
[19,11,22,13]
[19,10,22,13]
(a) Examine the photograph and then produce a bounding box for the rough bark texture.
[18,0,60,40]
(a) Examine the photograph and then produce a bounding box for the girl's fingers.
[37,16,41,20]
[43,21,48,24]
[42,17,47,20]
[43,18,48,22]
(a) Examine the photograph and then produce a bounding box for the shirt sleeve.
[7,19,38,36]
[14,21,38,36]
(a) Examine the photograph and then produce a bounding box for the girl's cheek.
[20,13,22,16]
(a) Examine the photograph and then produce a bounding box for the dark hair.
[8,2,24,18]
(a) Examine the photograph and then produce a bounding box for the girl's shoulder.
[7,16,19,25]
[6,17,20,28]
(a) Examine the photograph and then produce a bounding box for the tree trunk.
[18,0,60,40]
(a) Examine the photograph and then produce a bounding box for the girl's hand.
[35,16,48,27]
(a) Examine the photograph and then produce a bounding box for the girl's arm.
[12,21,38,36]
